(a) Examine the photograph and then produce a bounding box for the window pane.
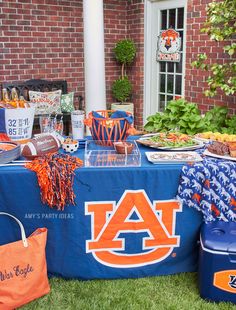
[159,94,166,112]
[179,31,183,51]
[167,62,174,73]
[160,74,166,93]
[176,75,182,95]
[167,75,174,94]
[160,62,166,73]
[177,8,184,29]
[161,10,167,29]
[169,9,176,28]
[176,57,182,73]
[167,95,173,104]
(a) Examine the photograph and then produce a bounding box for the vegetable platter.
[137,132,204,151]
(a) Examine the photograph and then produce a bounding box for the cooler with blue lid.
[199,221,236,304]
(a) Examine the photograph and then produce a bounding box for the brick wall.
[185,0,236,114]
[126,0,144,127]
[104,0,144,128]
[1,0,235,128]
[0,0,131,112]
[1,0,84,105]
[104,0,127,104]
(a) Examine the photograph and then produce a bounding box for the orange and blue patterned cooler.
[199,222,236,304]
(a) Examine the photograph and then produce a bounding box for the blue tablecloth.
[0,140,202,280]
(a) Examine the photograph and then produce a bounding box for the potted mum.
[111,39,136,115]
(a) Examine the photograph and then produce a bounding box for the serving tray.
[146,151,203,164]
[203,150,236,162]
[137,133,204,151]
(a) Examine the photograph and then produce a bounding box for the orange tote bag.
[0,212,50,310]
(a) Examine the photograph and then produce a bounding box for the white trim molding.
[144,0,187,124]
[83,0,106,116]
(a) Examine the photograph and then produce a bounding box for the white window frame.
[143,0,187,124]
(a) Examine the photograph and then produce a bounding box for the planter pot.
[111,102,134,116]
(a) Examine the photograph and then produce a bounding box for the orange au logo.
[214,270,236,293]
[85,190,182,268]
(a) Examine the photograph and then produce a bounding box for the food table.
[0,140,202,280]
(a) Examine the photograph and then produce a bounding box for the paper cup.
[71,110,85,140]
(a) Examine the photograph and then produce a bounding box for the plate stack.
[0,142,21,164]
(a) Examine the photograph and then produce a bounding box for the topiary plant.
[112,77,132,103]
[112,39,136,103]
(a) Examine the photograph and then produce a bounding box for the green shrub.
[112,76,132,103]
[144,98,236,135]
[192,0,236,96]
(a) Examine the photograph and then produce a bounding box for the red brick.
[1,0,235,125]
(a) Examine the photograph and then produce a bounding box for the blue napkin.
[111,110,133,124]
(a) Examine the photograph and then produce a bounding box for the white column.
[83,0,106,116]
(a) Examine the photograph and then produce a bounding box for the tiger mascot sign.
[157,29,181,62]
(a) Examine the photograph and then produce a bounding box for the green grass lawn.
[21,272,236,310]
